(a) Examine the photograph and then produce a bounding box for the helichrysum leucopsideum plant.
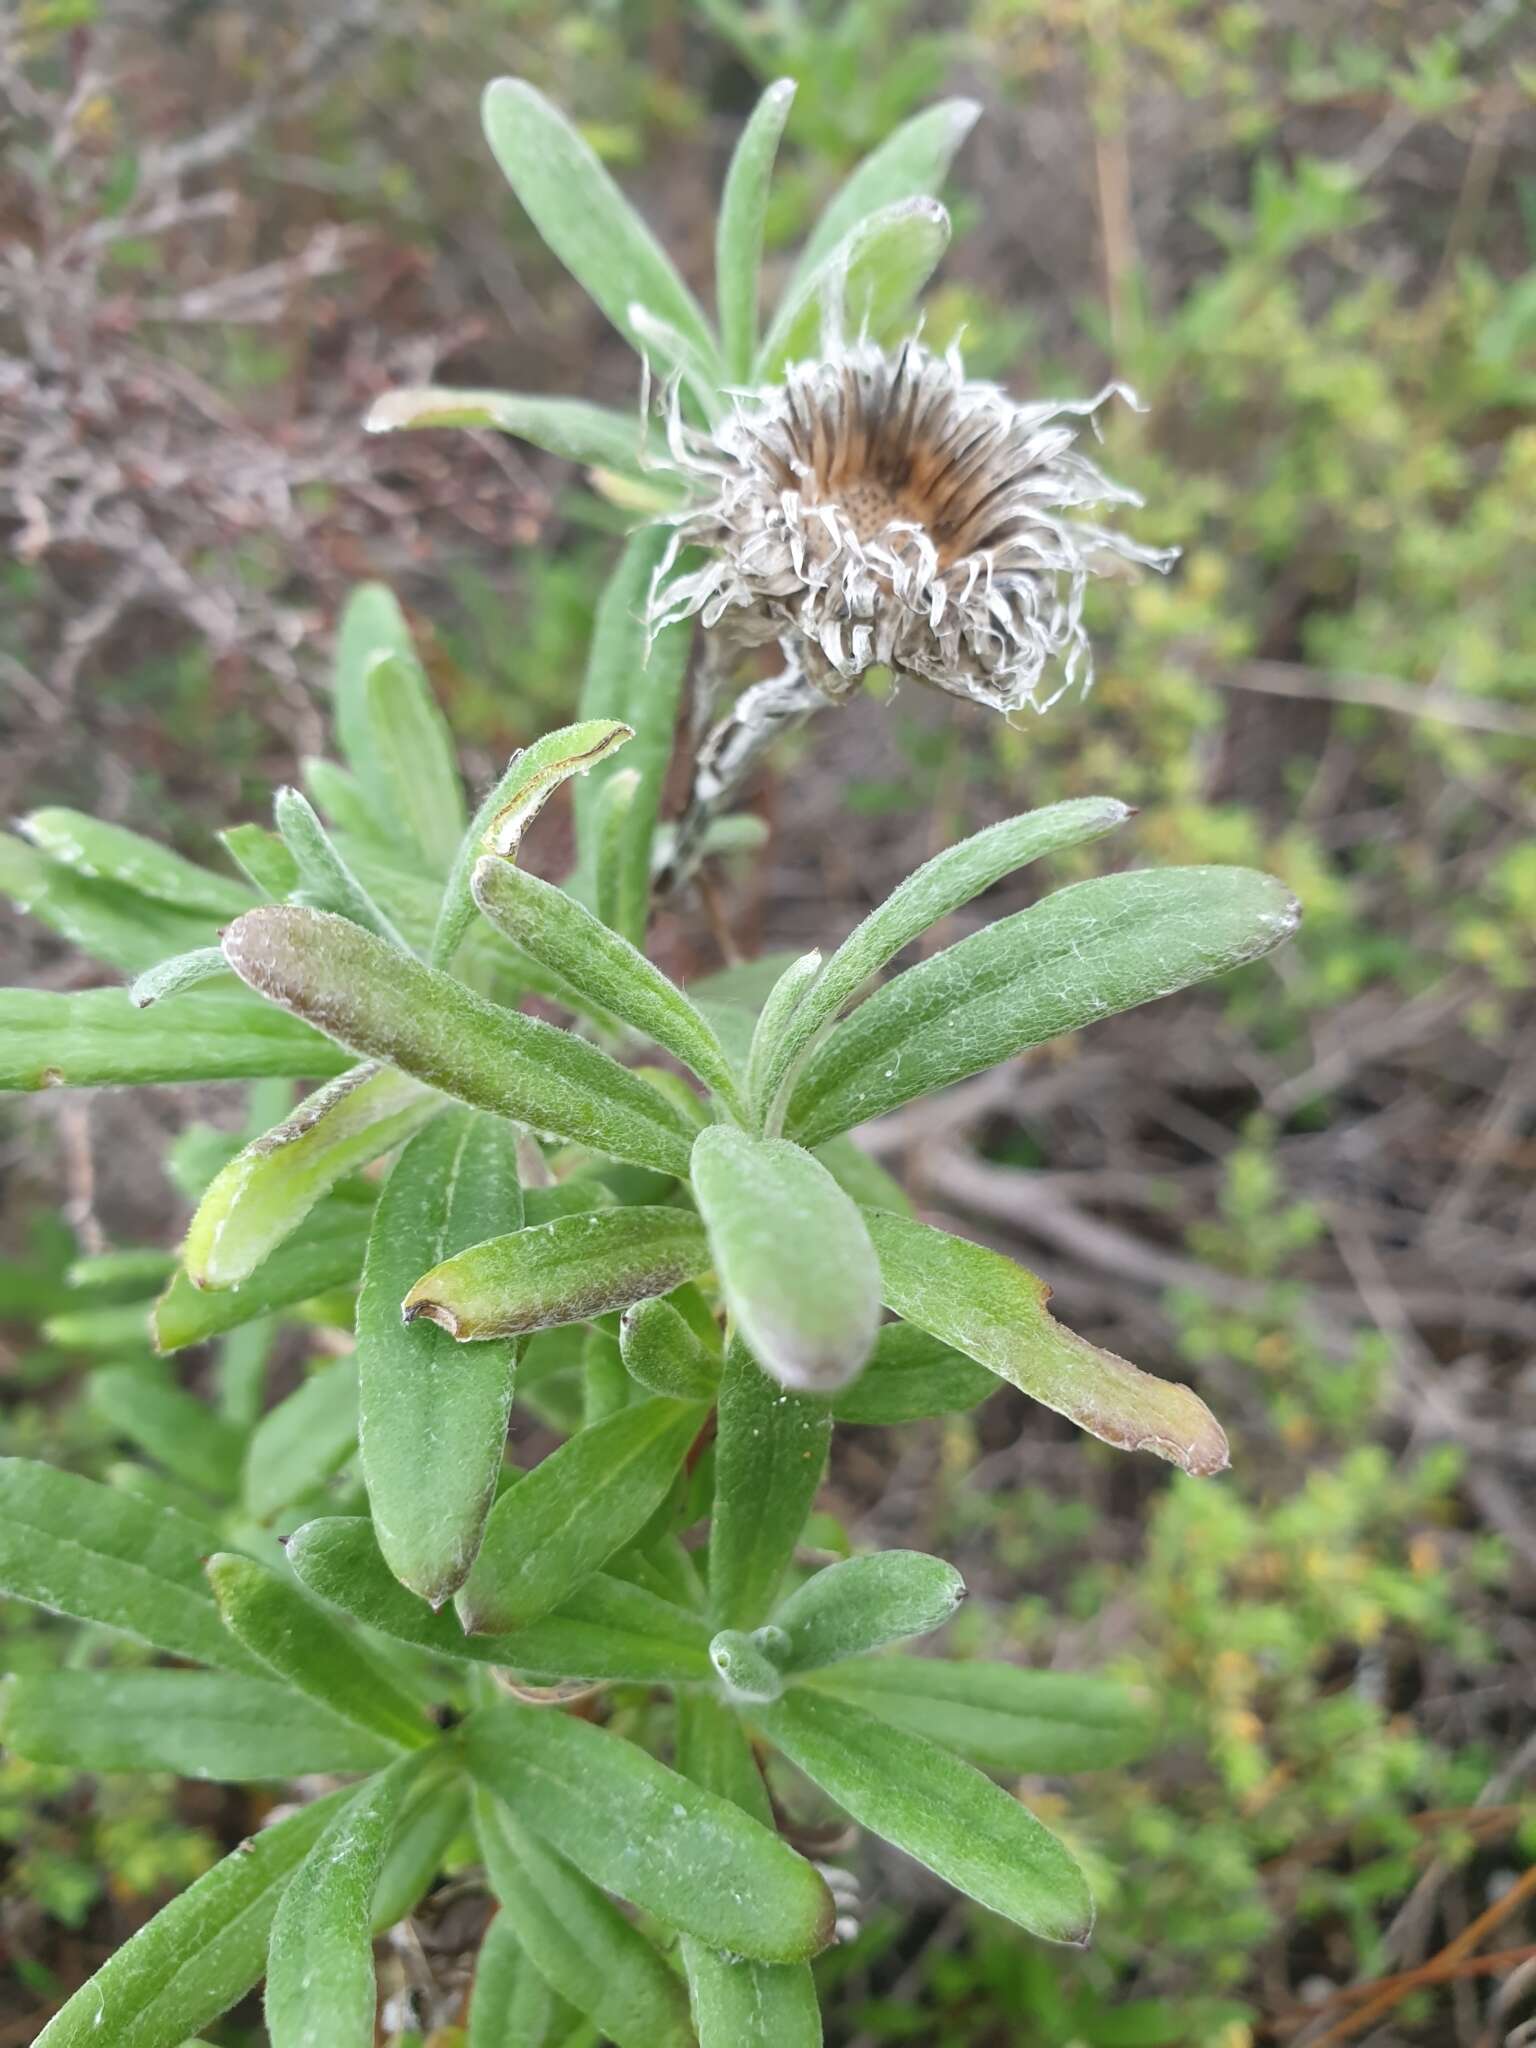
[0,79,1299,2048]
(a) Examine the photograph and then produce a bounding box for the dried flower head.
[648,338,1177,716]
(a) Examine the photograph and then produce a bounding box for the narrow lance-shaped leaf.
[831,1322,997,1426]
[154,1200,370,1354]
[692,1126,880,1393]
[19,806,257,919]
[220,820,301,899]
[273,787,412,950]
[0,832,223,975]
[474,1789,694,2048]
[432,717,633,968]
[747,948,821,1127]
[751,1687,1094,1945]
[0,1457,264,1675]
[756,797,1131,1130]
[865,1209,1230,1477]
[710,1338,832,1630]
[472,856,744,1110]
[757,197,951,381]
[221,906,695,1176]
[788,866,1301,1147]
[463,1696,836,1962]
[332,581,416,820]
[266,1752,431,2048]
[129,946,233,1009]
[456,1396,706,1634]
[0,984,350,1093]
[404,1207,710,1342]
[773,1551,966,1672]
[791,96,980,282]
[184,1063,440,1289]
[468,1913,585,2048]
[288,1514,712,1684]
[481,76,719,371]
[358,1108,522,1605]
[717,78,797,381]
[92,1367,245,1496]
[367,386,664,482]
[243,1359,359,1521]
[206,1552,430,1751]
[363,650,467,877]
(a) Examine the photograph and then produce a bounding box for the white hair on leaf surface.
[646,337,1178,719]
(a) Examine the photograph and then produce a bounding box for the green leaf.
[19,806,256,919]
[288,1514,712,1683]
[619,1294,722,1401]
[403,1207,711,1342]
[755,797,1131,1130]
[433,719,634,969]
[474,1789,694,2048]
[692,1126,880,1392]
[774,1551,965,1671]
[571,529,691,943]
[745,949,822,1126]
[184,1064,439,1289]
[0,1457,263,1674]
[708,1628,785,1704]
[788,866,1300,1147]
[266,1753,431,2048]
[372,1755,470,1926]
[220,821,302,899]
[831,1322,996,1425]
[367,386,662,482]
[709,1339,832,1629]
[333,582,417,815]
[92,1367,245,1495]
[222,907,695,1176]
[362,649,467,877]
[0,983,350,1092]
[0,832,220,974]
[273,787,412,949]
[40,1300,154,1352]
[675,1693,824,2047]
[154,1203,369,1352]
[358,1109,523,1604]
[243,1359,360,1521]
[456,1396,705,1633]
[303,756,392,844]
[798,1657,1155,1774]
[717,78,797,381]
[1,1669,394,1778]
[864,1210,1230,1476]
[751,1688,1093,1944]
[469,1913,584,2048]
[471,857,743,1110]
[757,198,950,380]
[129,946,234,1008]
[481,77,719,371]
[463,1696,835,1961]
[206,1552,430,1751]
[66,1245,177,1297]
[31,1785,352,2048]
[791,96,979,282]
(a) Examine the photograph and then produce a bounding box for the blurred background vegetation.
[3,2,1535,2043]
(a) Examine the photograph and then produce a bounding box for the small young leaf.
[757,198,950,380]
[692,1127,880,1393]
[129,946,233,1008]
[469,1913,584,2048]
[474,1789,695,2048]
[358,1109,522,1604]
[273,787,412,949]
[481,77,719,370]
[333,582,417,816]
[1,1669,394,1778]
[746,948,821,1126]
[0,1457,263,1674]
[754,797,1131,1129]
[791,96,979,281]
[751,1687,1094,1945]
[864,1210,1230,1476]
[154,1203,370,1353]
[0,984,350,1092]
[243,1358,360,1521]
[709,1628,785,1704]
[266,1753,431,2048]
[831,1322,996,1426]
[219,820,302,898]
[774,1551,965,1671]
[222,907,695,1176]
[206,1552,429,1751]
[288,1514,712,1683]
[368,386,662,481]
[65,1245,177,1298]
[20,806,257,919]
[788,867,1300,1148]
[798,1657,1155,1774]
[92,1367,245,1496]
[472,857,744,1110]
[717,78,797,381]
[456,1396,705,1634]
[404,1207,711,1342]
[184,1063,440,1289]
[709,1339,832,1629]
[463,1696,835,1961]
[31,1785,352,2048]
[619,1294,722,1401]
[433,719,634,969]
[362,649,467,877]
